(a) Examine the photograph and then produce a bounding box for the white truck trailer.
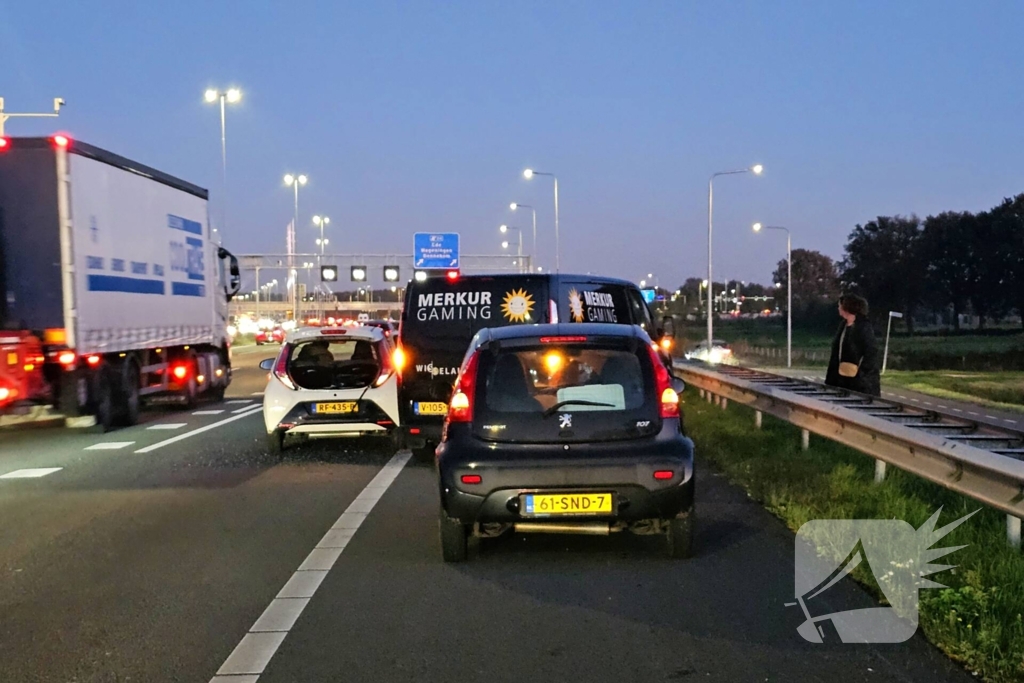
[0,135,241,429]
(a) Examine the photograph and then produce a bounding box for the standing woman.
[825,294,881,396]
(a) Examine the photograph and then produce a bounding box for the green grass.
[883,371,1024,414]
[231,333,256,347]
[683,390,1024,681]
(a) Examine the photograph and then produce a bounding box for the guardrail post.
[721,398,728,410]
[874,460,887,483]
[801,429,809,451]
[699,389,705,400]
[706,392,713,404]
[755,411,762,429]
[1009,515,1022,549]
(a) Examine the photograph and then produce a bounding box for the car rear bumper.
[437,431,695,524]
[268,399,397,435]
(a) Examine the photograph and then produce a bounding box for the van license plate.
[414,402,448,416]
[314,402,358,414]
[522,493,613,516]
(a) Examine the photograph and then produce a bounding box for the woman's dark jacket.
[825,316,880,396]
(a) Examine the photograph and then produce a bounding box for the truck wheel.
[91,368,115,433]
[439,509,468,562]
[116,360,141,426]
[267,429,286,457]
[666,509,695,559]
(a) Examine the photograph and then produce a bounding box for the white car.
[684,339,736,365]
[260,325,401,454]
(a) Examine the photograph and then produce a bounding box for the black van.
[396,273,674,457]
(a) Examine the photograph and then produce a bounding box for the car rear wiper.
[542,400,615,417]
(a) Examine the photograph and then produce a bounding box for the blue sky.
[3,1,1023,288]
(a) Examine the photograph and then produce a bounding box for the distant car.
[361,319,398,340]
[255,326,285,345]
[435,323,695,562]
[684,339,735,365]
[260,326,400,454]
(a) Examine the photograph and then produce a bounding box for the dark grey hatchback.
[435,323,695,562]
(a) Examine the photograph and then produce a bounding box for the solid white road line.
[0,468,63,479]
[193,410,226,416]
[211,451,411,681]
[85,442,135,450]
[251,392,265,397]
[232,404,258,414]
[147,423,187,430]
[227,400,253,405]
[135,405,262,454]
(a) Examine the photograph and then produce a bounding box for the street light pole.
[283,173,308,322]
[510,203,537,264]
[204,88,240,241]
[882,311,904,374]
[523,170,560,271]
[753,223,791,367]
[707,164,763,355]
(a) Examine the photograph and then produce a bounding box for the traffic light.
[383,266,400,282]
[320,265,338,282]
[350,266,367,282]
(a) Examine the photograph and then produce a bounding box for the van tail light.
[445,351,481,424]
[273,346,296,390]
[392,344,407,375]
[460,474,482,485]
[647,344,679,419]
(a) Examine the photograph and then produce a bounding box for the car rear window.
[472,339,660,444]
[287,338,381,390]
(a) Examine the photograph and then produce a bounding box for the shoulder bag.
[837,326,862,378]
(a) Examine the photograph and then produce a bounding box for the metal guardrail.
[673,360,1024,548]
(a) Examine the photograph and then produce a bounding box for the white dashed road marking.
[233,404,258,414]
[227,400,253,405]
[952,408,962,413]
[1005,419,1018,424]
[146,423,187,431]
[937,405,947,410]
[211,451,410,681]
[0,468,63,479]
[135,405,262,454]
[85,442,135,451]
[251,392,265,397]
[985,415,997,420]
[968,411,979,416]
[193,410,225,416]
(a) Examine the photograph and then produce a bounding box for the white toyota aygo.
[260,325,401,455]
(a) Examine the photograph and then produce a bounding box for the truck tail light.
[0,137,9,151]
[58,351,76,366]
[171,364,189,380]
[52,134,70,149]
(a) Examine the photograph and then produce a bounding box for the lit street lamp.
[312,215,330,256]
[284,173,307,319]
[499,224,523,266]
[204,88,241,240]
[523,169,560,271]
[509,202,537,265]
[707,163,763,354]
[753,222,791,367]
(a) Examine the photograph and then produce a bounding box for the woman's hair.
[839,293,869,317]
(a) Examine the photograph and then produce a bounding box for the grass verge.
[684,390,1024,682]
[883,371,1024,414]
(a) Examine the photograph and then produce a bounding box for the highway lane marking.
[227,400,254,404]
[985,415,997,420]
[193,409,226,415]
[937,405,948,410]
[968,411,979,416]
[952,408,963,413]
[85,442,135,450]
[211,450,411,681]
[0,467,63,479]
[233,404,259,414]
[1005,419,1018,424]
[135,406,262,454]
[147,423,187,430]
[251,392,265,396]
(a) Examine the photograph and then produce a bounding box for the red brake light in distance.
[85,355,101,366]
[647,344,679,419]
[0,138,8,151]
[172,364,189,380]
[273,347,296,390]
[320,328,347,336]
[539,336,588,344]
[460,474,482,485]
[653,470,674,480]
[57,351,76,366]
[446,351,480,424]
[52,135,70,149]
[446,270,459,281]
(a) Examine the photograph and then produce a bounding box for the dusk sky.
[3,1,1023,288]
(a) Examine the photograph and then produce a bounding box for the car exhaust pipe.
[514,522,610,536]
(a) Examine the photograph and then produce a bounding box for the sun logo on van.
[568,288,585,323]
[501,289,535,322]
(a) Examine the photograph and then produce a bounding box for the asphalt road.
[0,348,974,682]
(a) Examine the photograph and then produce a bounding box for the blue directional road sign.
[641,288,657,304]
[414,232,460,269]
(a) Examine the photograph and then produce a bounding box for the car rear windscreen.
[471,339,660,444]
[287,338,381,390]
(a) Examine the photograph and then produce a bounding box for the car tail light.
[460,474,482,485]
[58,351,76,366]
[273,347,296,390]
[445,351,480,424]
[409,428,421,435]
[539,336,588,343]
[0,386,12,403]
[653,470,674,480]
[660,338,673,352]
[85,355,101,367]
[320,328,347,336]
[374,344,395,387]
[647,344,679,419]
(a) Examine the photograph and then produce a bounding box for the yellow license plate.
[415,402,448,416]
[314,402,358,415]
[522,493,613,516]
